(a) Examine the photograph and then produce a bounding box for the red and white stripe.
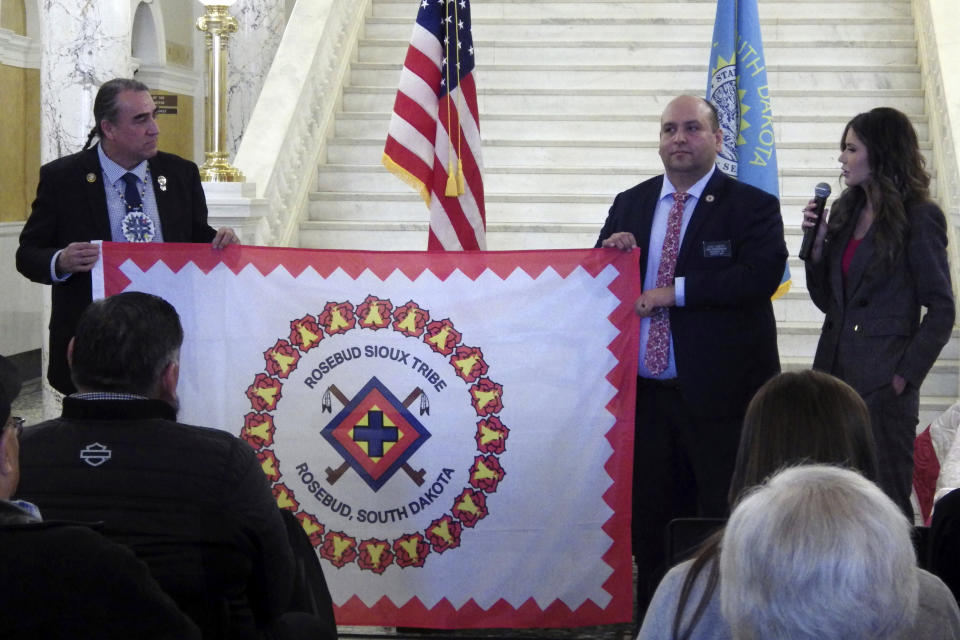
[383,16,486,251]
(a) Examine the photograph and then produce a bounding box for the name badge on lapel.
[702,240,732,258]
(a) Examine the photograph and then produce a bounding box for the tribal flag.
[707,0,791,298]
[92,242,638,628]
[383,0,486,251]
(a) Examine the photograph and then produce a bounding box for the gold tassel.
[445,161,459,196]
[456,158,466,194]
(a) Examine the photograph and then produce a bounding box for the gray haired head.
[720,464,918,640]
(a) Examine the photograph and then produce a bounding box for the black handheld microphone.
[798,182,832,261]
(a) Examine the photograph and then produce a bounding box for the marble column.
[226,0,284,156]
[38,0,133,416]
[39,0,133,162]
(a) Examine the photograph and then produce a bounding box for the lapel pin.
[705,194,715,203]
[85,173,96,183]
[157,175,167,191]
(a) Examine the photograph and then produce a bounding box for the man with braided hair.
[17,77,237,395]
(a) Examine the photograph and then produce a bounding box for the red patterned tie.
[644,191,689,376]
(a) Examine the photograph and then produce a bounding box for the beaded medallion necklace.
[109,168,156,242]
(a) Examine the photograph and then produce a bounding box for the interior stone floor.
[11,376,43,428]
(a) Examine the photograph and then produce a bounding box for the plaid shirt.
[71,392,149,402]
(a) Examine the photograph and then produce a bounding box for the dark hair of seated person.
[670,369,878,640]
[69,291,183,396]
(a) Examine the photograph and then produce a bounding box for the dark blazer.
[597,169,787,417]
[16,146,216,394]
[806,200,954,395]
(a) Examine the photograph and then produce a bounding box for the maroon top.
[842,235,863,283]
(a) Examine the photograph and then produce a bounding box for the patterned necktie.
[644,191,689,376]
[121,173,143,211]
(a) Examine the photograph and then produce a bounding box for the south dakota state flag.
[707,0,790,297]
[91,242,637,629]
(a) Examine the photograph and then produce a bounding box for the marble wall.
[39,1,133,162]
[928,0,960,186]
[227,0,285,156]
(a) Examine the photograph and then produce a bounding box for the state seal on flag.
[709,55,743,177]
[240,295,508,573]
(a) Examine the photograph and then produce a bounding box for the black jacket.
[15,146,217,394]
[806,200,954,394]
[596,170,786,417]
[0,500,200,639]
[17,397,296,639]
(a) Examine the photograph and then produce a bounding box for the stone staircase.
[302,0,959,426]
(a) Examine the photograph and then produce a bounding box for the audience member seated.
[929,486,960,604]
[720,465,957,640]
[0,354,200,639]
[16,292,335,640]
[637,369,960,640]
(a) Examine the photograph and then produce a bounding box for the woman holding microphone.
[802,106,955,518]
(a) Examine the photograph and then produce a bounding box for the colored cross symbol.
[353,410,398,458]
[324,383,428,487]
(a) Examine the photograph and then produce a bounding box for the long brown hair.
[669,370,877,640]
[826,107,931,265]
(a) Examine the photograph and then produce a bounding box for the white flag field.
[92,242,639,628]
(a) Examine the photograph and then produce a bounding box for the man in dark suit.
[16,78,237,395]
[596,95,787,609]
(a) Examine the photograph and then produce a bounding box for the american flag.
[382,0,486,251]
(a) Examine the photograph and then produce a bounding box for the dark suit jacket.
[806,200,954,395]
[16,146,216,394]
[596,169,787,417]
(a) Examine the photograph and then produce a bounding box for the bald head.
[658,95,724,190]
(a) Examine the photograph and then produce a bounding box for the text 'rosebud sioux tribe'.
[303,344,448,393]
